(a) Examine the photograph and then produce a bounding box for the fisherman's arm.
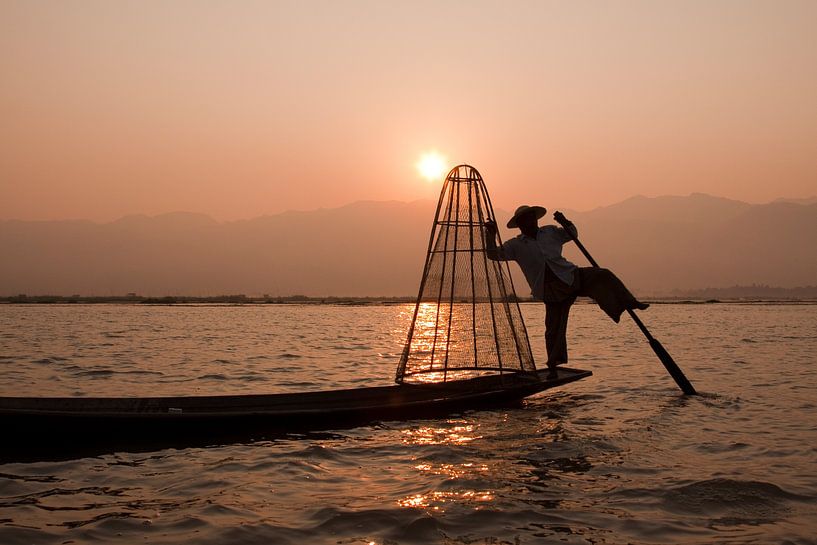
[484,221,514,261]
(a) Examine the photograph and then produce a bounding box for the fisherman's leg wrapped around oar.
[575,267,649,323]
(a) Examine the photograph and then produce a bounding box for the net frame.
[395,164,536,383]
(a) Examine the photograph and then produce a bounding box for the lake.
[1,302,815,544]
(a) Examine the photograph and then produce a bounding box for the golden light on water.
[416,151,447,182]
[401,302,497,383]
[401,420,482,445]
[414,462,490,478]
[397,490,495,511]
[406,302,447,379]
[398,419,496,513]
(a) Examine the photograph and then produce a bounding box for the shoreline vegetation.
[2,287,817,306]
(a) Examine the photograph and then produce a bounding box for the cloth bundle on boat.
[396,165,536,383]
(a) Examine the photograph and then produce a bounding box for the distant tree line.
[3,285,817,304]
[667,284,817,300]
[0,294,417,305]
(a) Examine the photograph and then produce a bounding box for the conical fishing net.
[396,164,536,383]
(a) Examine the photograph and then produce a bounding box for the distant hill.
[561,196,817,295]
[773,196,817,205]
[1,194,815,297]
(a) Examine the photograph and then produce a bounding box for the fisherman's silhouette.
[486,205,648,378]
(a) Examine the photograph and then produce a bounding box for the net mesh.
[396,165,536,383]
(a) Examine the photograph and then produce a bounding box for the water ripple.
[0,303,815,544]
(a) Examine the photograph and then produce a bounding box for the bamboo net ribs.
[396,165,536,383]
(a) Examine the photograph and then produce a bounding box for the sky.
[1,0,815,222]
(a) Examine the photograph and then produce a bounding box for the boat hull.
[0,367,591,460]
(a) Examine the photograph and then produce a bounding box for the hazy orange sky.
[2,1,815,221]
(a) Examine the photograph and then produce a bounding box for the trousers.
[543,266,644,367]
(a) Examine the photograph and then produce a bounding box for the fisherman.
[485,205,648,377]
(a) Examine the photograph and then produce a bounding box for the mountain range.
[1,193,815,297]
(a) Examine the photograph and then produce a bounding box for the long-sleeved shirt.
[487,224,578,300]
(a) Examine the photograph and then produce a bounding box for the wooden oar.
[554,213,698,395]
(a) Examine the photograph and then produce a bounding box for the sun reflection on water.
[401,420,482,445]
[406,302,447,372]
[397,490,495,511]
[413,462,490,478]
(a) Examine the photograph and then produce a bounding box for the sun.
[416,152,448,182]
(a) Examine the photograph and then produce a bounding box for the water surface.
[0,303,815,544]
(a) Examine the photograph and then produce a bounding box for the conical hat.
[506,205,546,228]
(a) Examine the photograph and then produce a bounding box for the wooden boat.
[0,367,589,441]
[0,367,590,460]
